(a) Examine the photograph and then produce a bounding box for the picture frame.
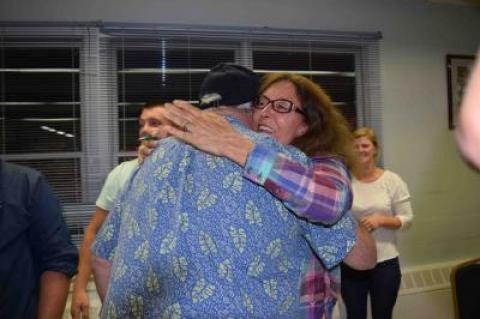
[446,54,475,130]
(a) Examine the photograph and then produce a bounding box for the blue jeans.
[341,257,401,319]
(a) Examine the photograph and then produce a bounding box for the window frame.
[1,23,382,245]
[109,37,242,159]
[0,36,84,201]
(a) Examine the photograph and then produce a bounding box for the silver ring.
[183,122,192,132]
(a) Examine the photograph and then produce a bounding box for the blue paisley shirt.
[93,117,356,318]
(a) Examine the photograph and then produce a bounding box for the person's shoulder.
[383,170,403,181]
[382,170,408,188]
[1,162,45,201]
[312,154,345,165]
[117,159,139,170]
[1,161,42,181]
[252,137,307,163]
[381,170,411,200]
[110,159,139,175]
[227,116,258,137]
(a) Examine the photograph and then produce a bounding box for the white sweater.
[351,170,413,263]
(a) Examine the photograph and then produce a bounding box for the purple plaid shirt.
[244,143,355,319]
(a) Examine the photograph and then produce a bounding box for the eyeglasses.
[253,95,305,115]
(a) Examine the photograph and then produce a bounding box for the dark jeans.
[341,257,401,319]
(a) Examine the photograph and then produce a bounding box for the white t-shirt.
[351,170,413,263]
[95,159,139,211]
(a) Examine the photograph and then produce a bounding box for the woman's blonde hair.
[259,73,357,170]
[353,127,379,157]
[353,127,378,145]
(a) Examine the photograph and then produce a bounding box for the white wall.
[1,0,480,268]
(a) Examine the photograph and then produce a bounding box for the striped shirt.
[244,143,356,319]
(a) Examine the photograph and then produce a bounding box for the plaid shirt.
[244,143,355,319]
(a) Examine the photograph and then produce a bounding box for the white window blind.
[1,22,382,245]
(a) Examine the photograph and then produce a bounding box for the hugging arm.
[164,100,351,224]
[164,100,375,270]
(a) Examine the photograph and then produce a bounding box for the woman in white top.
[341,127,413,319]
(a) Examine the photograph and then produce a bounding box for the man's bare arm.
[37,271,71,319]
[71,207,109,318]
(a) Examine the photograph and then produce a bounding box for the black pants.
[341,257,401,319]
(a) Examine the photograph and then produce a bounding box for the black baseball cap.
[198,63,260,108]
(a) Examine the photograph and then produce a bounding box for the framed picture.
[447,54,475,129]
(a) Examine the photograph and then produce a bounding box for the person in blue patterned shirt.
[92,64,371,318]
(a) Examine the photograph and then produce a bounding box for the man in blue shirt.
[92,64,356,318]
[0,161,78,319]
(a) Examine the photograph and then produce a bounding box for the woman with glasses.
[166,73,358,223]
[164,72,376,318]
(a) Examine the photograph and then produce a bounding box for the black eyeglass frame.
[253,95,305,115]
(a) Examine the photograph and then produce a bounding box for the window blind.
[1,22,382,245]
[0,25,101,244]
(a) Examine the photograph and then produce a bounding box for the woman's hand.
[164,100,254,166]
[360,215,384,231]
[360,214,402,231]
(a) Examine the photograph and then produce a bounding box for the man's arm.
[37,271,71,319]
[91,255,113,302]
[27,174,78,318]
[71,207,109,319]
[343,225,377,270]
